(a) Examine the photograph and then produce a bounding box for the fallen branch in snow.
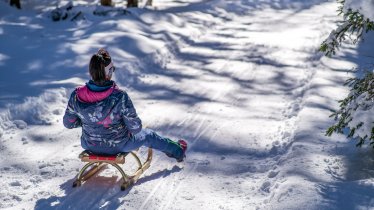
[70,11,83,22]
[50,2,84,22]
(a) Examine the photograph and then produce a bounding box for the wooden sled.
[72,148,153,191]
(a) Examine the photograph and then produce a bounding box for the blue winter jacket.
[63,80,142,151]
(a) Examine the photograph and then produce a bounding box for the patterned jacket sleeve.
[122,92,142,134]
[63,91,82,129]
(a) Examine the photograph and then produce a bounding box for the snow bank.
[8,88,67,125]
[0,88,68,138]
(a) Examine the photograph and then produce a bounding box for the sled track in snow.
[134,1,340,208]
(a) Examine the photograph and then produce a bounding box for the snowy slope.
[1,0,374,209]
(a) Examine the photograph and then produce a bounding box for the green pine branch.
[320,0,374,56]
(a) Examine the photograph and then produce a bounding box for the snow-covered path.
[1,0,373,209]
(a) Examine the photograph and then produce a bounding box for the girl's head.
[89,48,116,84]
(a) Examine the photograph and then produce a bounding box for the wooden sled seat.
[73,148,153,191]
[78,150,128,164]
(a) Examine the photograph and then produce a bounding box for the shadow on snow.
[34,165,182,210]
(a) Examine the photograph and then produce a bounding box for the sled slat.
[79,151,127,164]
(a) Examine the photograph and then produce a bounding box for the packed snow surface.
[1,0,374,209]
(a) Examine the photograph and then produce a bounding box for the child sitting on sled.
[63,48,187,161]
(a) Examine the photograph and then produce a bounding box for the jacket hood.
[76,80,117,103]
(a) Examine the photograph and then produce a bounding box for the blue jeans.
[82,129,183,159]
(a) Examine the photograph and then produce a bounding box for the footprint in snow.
[261,181,271,193]
[9,181,22,187]
[22,137,28,144]
[52,109,63,115]
[13,120,27,129]
[182,195,195,200]
[268,170,279,178]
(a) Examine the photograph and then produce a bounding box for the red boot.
[177,139,187,162]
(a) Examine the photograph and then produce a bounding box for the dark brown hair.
[89,49,112,84]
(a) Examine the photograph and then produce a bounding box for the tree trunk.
[100,0,112,6]
[127,0,138,8]
[10,0,21,9]
[145,0,152,6]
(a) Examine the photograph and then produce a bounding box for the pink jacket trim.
[76,85,117,103]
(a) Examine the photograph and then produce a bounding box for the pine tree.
[320,0,374,56]
[10,0,21,9]
[322,0,374,147]
[326,69,374,146]
[127,0,138,7]
[100,0,113,7]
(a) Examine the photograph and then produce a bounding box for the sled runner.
[72,148,153,190]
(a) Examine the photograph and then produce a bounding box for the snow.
[349,92,374,141]
[344,0,374,20]
[1,0,374,209]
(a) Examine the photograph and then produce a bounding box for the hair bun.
[96,48,111,67]
[97,48,110,57]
